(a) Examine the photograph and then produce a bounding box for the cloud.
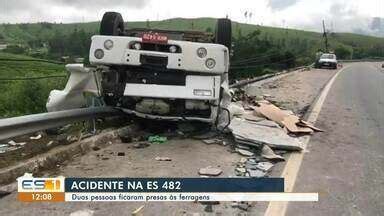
[56,0,148,10]
[0,0,151,23]
[267,0,300,11]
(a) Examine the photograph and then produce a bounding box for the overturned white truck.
[47,12,232,125]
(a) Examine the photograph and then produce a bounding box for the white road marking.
[264,66,350,216]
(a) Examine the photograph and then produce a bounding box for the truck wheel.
[100,12,125,36]
[215,18,232,50]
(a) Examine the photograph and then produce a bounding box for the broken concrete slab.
[198,167,223,176]
[236,148,254,157]
[229,118,303,151]
[202,139,222,145]
[255,162,274,172]
[248,169,266,178]
[261,145,285,161]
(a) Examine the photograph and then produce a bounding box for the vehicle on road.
[48,12,232,125]
[315,53,338,69]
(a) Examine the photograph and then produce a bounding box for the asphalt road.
[286,63,384,215]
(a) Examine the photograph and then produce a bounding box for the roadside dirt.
[0,66,342,216]
[245,67,339,117]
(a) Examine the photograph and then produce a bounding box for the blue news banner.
[64,178,285,202]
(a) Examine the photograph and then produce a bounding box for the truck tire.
[100,12,125,36]
[215,18,232,50]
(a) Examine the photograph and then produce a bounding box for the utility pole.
[322,20,329,52]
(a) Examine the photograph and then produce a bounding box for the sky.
[0,0,383,34]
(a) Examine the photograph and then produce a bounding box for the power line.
[231,52,280,65]
[231,56,297,69]
[0,58,64,65]
[0,74,67,81]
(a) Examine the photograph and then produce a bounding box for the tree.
[335,45,352,59]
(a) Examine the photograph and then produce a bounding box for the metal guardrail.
[0,107,122,141]
[229,65,312,89]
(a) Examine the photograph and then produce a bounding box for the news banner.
[17,175,318,202]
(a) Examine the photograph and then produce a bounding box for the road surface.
[286,62,384,215]
[0,62,382,216]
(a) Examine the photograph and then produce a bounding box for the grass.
[0,52,67,117]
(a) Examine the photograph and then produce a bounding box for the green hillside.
[0,17,383,59]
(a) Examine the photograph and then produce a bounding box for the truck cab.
[90,12,232,123]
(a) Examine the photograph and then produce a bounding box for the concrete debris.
[229,118,303,151]
[261,145,285,161]
[69,209,94,216]
[236,167,247,173]
[255,162,274,172]
[248,169,266,178]
[30,134,42,140]
[155,157,172,161]
[198,167,223,176]
[202,139,222,145]
[132,205,145,216]
[239,157,247,163]
[228,103,246,119]
[235,144,252,150]
[236,148,254,157]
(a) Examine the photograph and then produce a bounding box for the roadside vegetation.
[0,52,67,117]
[0,18,383,117]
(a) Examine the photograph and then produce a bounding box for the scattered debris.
[30,134,42,140]
[8,140,26,146]
[231,201,252,211]
[255,162,274,172]
[229,118,303,151]
[69,209,94,216]
[92,146,101,151]
[155,157,172,161]
[247,169,266,178]
[261,145,285,161]
[236,167,247,173]
[198,166,223,176]
[132,142,150,149]
[202,138,222,145]
[117,152,125,156]
[236,148,254,157]
[239,157,247,163]
[46,141,54,148]
[148,136,167,144]
[132,205,145,216]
